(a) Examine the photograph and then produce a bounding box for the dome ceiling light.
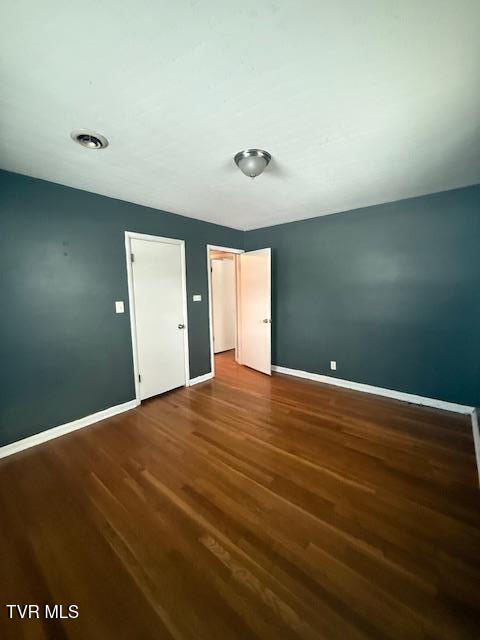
[71,130,109,149]
[234,149,271,178]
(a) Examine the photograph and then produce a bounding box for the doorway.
[211,252,237,354]
[207,245,243,378]
[207,244,272,379]
[125,232,190,402]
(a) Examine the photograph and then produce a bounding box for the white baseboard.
[271,365,474,415]
[0,399,139,460]
[273,365,479,485]
[471,409,480,485]
[189,372,214,386]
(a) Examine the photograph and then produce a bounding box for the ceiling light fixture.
[234,149,271,178]
[71,130,109,149]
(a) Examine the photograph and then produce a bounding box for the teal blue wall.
[0,170,243,446]
[1,169,478,448]
[245,185,480,407]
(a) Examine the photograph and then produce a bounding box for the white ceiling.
[1,1,479,230]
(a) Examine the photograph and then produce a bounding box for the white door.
[238,248,271,375]
[131,238,187,400]
[212,258,236,353]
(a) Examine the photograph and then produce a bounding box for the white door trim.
[125,232,190,402]
[206,244,244,378]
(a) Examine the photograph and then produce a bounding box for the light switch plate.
[115,301,125,313]
[330,360,337,371]
[193,294,202,302]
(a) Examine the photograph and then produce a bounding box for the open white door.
[238,248,271,375]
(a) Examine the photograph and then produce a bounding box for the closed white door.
[131,238,187,400]
[212,258,236,353]
[238,248,271,375]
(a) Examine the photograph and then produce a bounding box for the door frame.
[206,244,244,378]
[125,231,190,403]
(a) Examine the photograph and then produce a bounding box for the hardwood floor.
[1,351,479,639]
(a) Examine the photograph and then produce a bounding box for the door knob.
[263,318,271,323]
[178,323,185,329]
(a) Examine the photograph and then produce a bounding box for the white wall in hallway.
[211,257,236,353]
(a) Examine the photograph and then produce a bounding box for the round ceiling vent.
[71,130,109,149]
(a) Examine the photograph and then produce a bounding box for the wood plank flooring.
[1,351,479,639]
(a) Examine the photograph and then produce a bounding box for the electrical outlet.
[330,360,337,371]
